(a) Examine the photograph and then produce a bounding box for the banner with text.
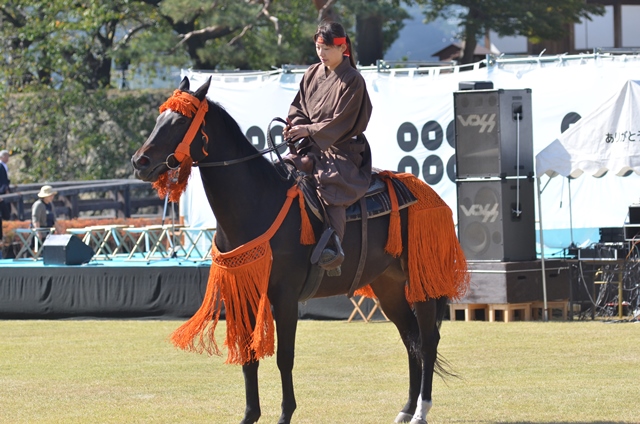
[181,56,640,251]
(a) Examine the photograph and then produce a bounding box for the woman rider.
[284,21,373,276]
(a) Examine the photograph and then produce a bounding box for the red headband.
[316,36,350,57]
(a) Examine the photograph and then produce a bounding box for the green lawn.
[0,319,638,423]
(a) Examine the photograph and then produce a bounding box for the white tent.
[537,80,640,178]
[535,79,640,318]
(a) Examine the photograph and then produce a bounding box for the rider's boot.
[318,232,344,277]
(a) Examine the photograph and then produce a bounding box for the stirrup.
[318,233,344,275]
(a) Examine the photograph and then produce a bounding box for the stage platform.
[0,258,379,320]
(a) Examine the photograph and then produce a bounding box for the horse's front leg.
[241,360,261,424]
[271,292,299,424]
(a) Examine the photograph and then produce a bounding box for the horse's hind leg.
[241,360,261,424]
[370,274,423,424]
[407,297,441,424]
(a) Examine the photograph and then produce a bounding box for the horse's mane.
[207,100,262,154]
[209,101,245,139]
[205,98,286,182]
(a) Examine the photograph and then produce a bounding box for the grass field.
[1,319,639,424]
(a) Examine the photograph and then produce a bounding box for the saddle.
[295,168,418,223]
[289,165,418,302]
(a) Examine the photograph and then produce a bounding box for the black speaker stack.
[454,83,536,262]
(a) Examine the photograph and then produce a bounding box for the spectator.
[32,185,58,229]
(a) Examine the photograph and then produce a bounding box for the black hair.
[313,21,357,69]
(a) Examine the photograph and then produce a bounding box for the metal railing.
[0,179,167,221]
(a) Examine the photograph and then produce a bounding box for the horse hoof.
[410,418,427,424]
[394,412,413,423]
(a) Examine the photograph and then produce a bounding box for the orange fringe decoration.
[170,185,315,364]
[358,173,469,303]
[152,157,193,203]
[170,241,275,364]
[395,173,469,302]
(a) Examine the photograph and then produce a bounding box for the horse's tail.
[433,296,459,380]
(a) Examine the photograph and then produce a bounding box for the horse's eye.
[176,117,187,125]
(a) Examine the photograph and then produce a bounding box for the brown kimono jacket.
[287,57,373,207]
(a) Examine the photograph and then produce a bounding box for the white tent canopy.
[534,79,640,319]
[536,80,640,179]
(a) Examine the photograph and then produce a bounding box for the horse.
[131,76,468,424]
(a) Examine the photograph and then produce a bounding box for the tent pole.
[568,177,575,247]
[537,176,549,322]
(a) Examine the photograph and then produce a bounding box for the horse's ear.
[194,76,212,101]
[178,76,190,91]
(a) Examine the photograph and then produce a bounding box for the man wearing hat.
[32,185,58,229]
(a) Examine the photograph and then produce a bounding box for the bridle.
[160,90,296,180]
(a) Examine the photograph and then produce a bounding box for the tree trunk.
[461,32,477,65]
[312,0,339,22]
[460,7,483,65]
[355,13,384,67]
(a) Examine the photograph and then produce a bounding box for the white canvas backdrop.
[180,55,640,253]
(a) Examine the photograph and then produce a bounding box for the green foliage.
[0,0,160,90]
[0,86,169,183]
[133,0,319,71]
[420,0,605,63]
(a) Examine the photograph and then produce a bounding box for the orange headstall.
[152,89,209,202]
[159,89,210,163]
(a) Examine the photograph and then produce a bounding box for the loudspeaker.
[42,234,94,265]
[458,81,494,91]
[457,178,536,261]
[454,89,533,178]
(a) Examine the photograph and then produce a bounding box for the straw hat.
[37,185,57,198]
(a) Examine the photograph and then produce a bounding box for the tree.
[421,0,605,64]
[310,0,412,67]
[0,0,159,90]
[127,0,318,71]
[0,85,168,183]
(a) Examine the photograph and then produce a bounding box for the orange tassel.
[385,210,402,257]
[380,173,402,257]
[354,285,376,298]
[152,158,193,203]
[159,90,199,117]
[296,188,316,245]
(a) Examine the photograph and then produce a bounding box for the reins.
[194,117,292,177]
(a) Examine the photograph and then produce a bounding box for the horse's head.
[131,76,212,182]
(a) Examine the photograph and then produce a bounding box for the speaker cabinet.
[42,234,94,265]
[454,89,533,178]
[457,178,536,261]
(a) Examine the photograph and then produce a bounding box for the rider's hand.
[284,125,309,142]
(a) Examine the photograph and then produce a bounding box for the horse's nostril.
[133,155,151,170]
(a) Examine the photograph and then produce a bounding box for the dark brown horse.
[131,76,467,424]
